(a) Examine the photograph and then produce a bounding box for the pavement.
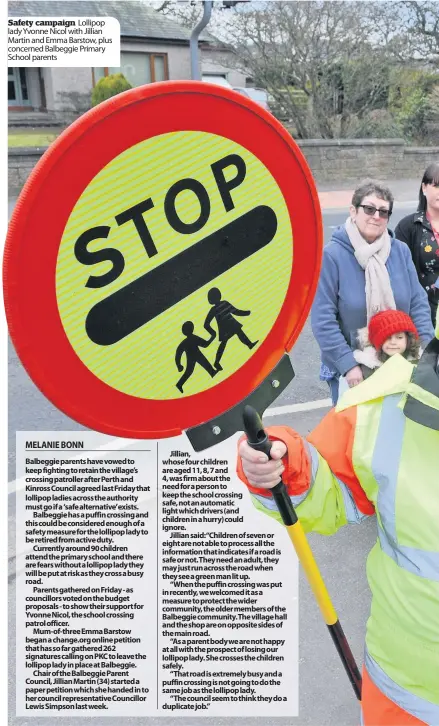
[317,177,419,209]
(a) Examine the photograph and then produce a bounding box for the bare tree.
[361,1,439,65]
[152,1,438,139]
[151,0,202,25]
[220,1,394,138]
[403,1,439,63]
[150,0,226,33]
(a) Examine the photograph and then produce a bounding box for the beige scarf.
[345,216,396,323]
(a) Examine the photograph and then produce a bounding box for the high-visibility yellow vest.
[249,354,439,723]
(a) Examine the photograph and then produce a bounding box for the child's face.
[382,332,407,357]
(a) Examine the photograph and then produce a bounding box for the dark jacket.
[394,212,439,324]
[310,225,434,377]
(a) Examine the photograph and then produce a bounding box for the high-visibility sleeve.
[237,411,374,535]
[307,406,374,516]
[244,440,349,535]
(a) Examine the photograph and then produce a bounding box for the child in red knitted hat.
[353,309,421,380]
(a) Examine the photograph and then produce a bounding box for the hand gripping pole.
[243,405,362,701]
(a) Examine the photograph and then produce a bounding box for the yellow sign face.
[56,131,292,399]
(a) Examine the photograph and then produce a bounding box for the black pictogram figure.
[204,288,258,371]
[175,321,218,393]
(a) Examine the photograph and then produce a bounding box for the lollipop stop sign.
[82,157,276,347]
[4,81,322,447]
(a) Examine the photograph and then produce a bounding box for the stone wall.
[8,147,49,192]
[393,146,439,179]
[296,139,439,183]
[8,139,439,194]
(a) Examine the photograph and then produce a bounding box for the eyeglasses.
[357,204,391,219]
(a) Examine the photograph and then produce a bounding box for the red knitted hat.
[368,310,418,351]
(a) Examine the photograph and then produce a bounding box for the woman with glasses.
[311,180,434,405]
[394,162,439,327]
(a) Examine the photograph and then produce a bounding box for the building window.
[8,67,30,106]
[152,54,167,82]
[94,52,169,87]
[93,67,106,83]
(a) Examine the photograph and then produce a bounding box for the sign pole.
[190,0,213,80]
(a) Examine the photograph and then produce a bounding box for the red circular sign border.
[4,81,323,439]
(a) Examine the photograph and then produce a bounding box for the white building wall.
[41,67,55,111]
[40,42,244,118]
[201,48,247,87]
[26,67,42,109]
[49,67,94,112]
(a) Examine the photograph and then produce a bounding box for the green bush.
[388,69,438,142]
[398,88,429,141]
[426,85,439,120]
[91,73,132,107]
[345,109,404,139]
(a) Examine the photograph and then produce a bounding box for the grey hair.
[351,180,394,214]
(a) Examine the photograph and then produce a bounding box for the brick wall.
[8,139,439,194]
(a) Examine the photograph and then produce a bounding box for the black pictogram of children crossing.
[175,287,258,393]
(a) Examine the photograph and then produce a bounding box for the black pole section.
[328,622,362,700]
[243,405,297,526]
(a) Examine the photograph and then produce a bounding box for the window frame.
[93,52,169,86]
[149,53,169,83]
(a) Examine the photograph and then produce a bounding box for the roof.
[8,1,219,44]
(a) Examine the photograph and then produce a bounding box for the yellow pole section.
[285,522,338,625]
